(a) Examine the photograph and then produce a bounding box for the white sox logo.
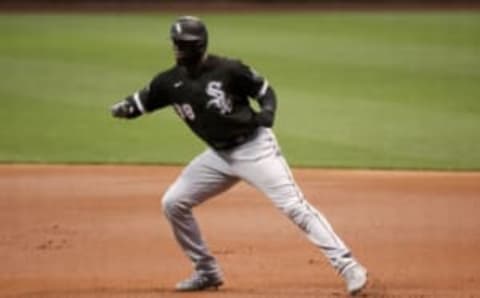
[206,81,232,115]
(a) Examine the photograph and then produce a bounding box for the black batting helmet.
[170,16,208,66]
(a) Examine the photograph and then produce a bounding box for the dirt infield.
[1,165,479,298]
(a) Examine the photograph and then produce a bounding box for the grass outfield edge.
[1,161,479,173]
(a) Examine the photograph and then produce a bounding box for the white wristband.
[133,92,145,114]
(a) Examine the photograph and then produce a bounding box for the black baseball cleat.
[175,272,224,292]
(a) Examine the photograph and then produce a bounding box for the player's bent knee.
[162,189,192,218]
[162,197,187,218]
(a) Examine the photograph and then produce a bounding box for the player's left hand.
[255,110,274,127]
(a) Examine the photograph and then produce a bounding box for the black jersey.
[138,55,270,150]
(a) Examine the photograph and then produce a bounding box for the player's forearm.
[255,87,277,127]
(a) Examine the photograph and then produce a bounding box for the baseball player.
[111,16,368,296]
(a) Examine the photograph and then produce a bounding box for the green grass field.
[1,12,479,170]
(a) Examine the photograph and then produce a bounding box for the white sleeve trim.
[133,92,146,114]
[257,80,269,98]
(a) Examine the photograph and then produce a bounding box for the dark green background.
[1,12,479,169]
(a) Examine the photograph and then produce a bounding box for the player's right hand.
[111,101,131,118]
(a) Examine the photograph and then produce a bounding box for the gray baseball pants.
[162,127,356,278]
